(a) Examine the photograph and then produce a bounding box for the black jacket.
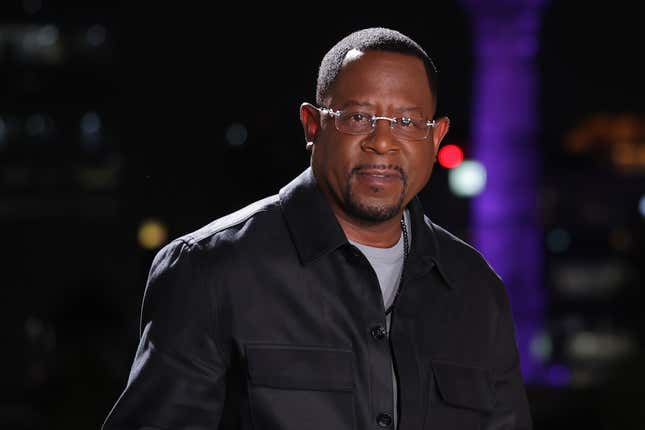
[103,167,532,430]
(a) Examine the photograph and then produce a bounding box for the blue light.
[448,160,487,197]
[226,122,248,147]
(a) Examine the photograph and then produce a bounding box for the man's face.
[303,50,449,224]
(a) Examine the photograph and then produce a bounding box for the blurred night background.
[1,1,644,429]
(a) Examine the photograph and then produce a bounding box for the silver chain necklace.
[384,216,409,315]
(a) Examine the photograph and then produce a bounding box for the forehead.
[326,50,434,111]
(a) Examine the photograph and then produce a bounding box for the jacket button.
[370,325,387,340]
[376,413,393,427]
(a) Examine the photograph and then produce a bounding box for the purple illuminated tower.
[460,0,547,383]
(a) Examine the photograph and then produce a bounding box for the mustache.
[350,164,407,183]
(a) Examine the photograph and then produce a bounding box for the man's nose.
[361,119,399,154]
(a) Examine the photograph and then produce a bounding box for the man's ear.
[431,116,450,154]
[300,103,320,151]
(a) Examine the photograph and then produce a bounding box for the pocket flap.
[246,344,353,392]
[431,361,494,412]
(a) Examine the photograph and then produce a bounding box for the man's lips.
[354,169,403,184]
[356,169,402,179]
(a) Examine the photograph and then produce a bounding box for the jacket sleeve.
[482,280,533,430]
[102,239,227,430]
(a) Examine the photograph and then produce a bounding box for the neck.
[333,208,404,248]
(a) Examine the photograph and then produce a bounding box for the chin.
[345,197,403,222]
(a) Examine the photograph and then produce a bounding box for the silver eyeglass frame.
[309,104,436,140]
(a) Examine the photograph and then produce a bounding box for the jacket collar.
[279,167,454,289]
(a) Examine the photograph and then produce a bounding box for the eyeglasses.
[311,104,436,141]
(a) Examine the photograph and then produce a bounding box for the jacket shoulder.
[424,217,508,303]
[174,194,282,250]
[425,217,499,278]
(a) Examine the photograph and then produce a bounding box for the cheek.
[311,134,334,165]
[315,136,359,167]
[312,140,347,181]
[406,152,436,189]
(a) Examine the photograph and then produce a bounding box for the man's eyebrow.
[337,101,425,115]
[395,106,423,114]
[338,100,423,113]
[338,100,374,110]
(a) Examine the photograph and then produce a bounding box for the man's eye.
[399,117,413,127]
[348,113,369,123]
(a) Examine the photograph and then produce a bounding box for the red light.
[437,144,464,169]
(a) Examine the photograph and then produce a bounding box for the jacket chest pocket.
[246,344,355,430]
[425,360,494,429]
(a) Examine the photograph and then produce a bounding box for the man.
[103,27,532,429]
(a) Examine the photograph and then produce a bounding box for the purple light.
[545,364,571,387]
[461,0,548,383]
